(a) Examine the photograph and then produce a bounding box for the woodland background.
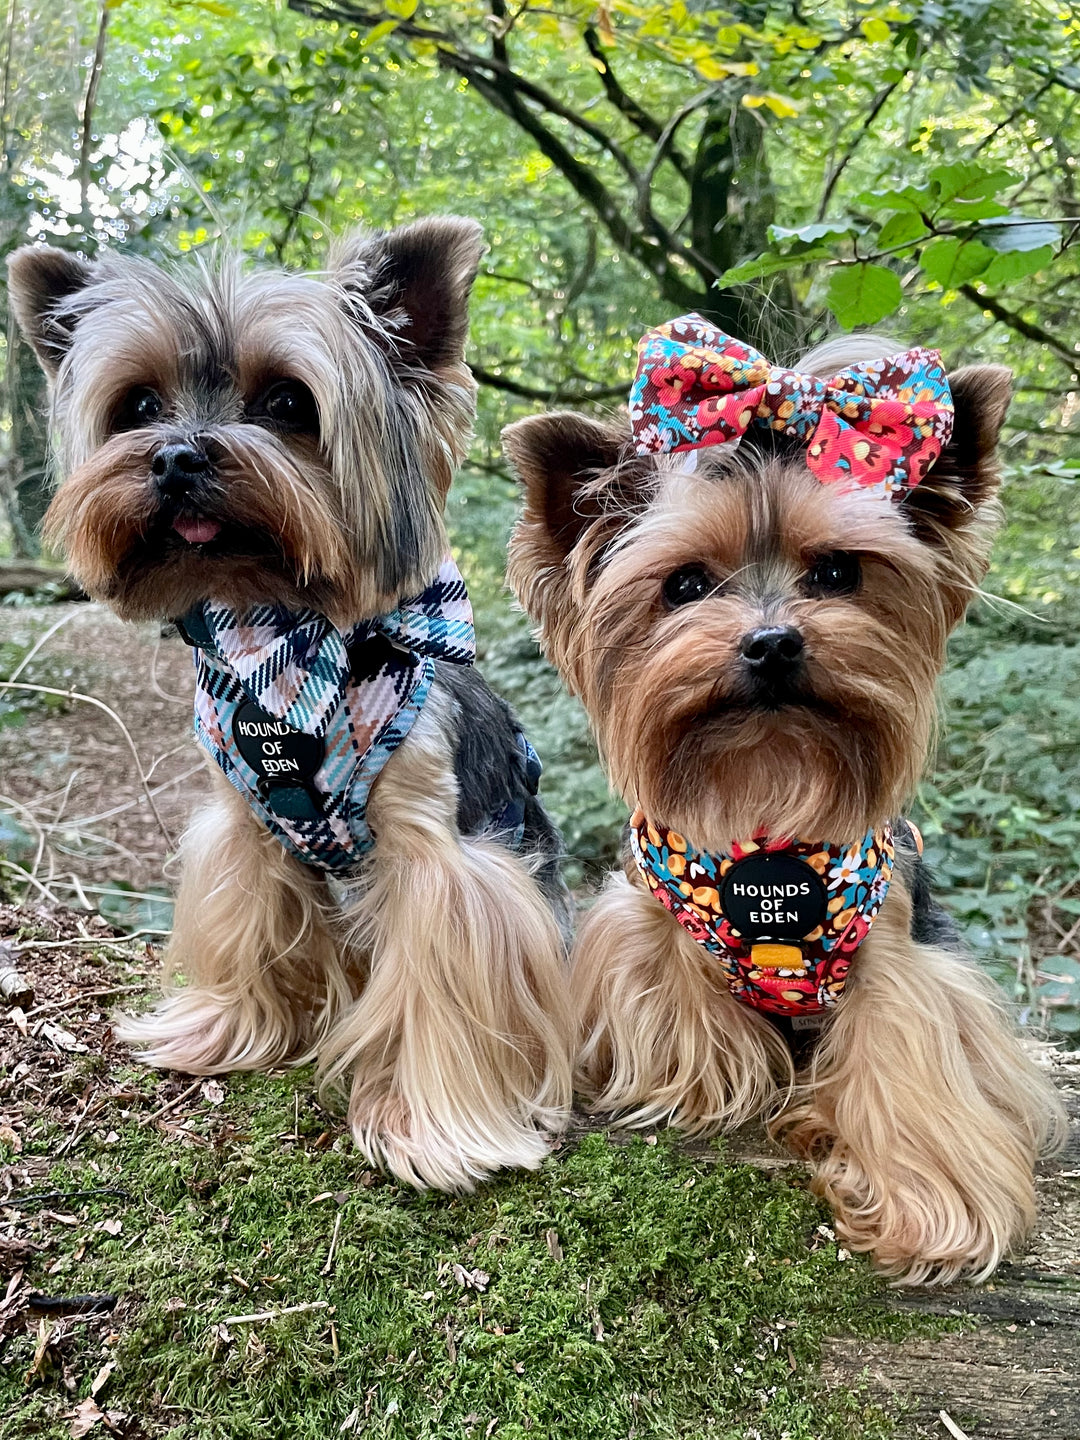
[0,0,1079,1032]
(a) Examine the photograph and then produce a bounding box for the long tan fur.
[120,704,574,1193]
[773,879,1066,1283]
[573,870,790,1130]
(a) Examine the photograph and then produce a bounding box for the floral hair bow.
[629,312,954,499]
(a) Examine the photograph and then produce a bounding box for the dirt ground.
[0,602,207,901]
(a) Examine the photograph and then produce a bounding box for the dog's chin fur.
[45,424,379,624]
[504,336,1067,1283]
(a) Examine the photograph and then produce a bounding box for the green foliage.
[3,1071,935,1439]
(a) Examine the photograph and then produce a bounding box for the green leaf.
[876,211,929,250]
[826,263,902,328]
[979,217,1063,253]
[936,196,1011,221]
[714,247,831,286]
[766,221,856,249]
[853,184,930,214]
[929,162,1012,207]
[860,17,891,43]
[982,244,1055,285]
[920,237,994,287]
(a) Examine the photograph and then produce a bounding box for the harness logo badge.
[233,700,326,784]
[719,852,828,939]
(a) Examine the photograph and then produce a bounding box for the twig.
[0,682,175,846]
[2,607,90,688]
[9,1188,130,1211]
[223,1300,331,1325]
[28,1292,117,1317]
[938,1412,971,1440]
[321,1212,343,1276]
[143,1078,202,1125]
[77,0,110,233]
[24,984,148,1018]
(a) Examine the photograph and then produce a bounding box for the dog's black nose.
[740,625,805,670]
[151,442,211,498]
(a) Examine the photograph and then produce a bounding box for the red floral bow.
[629,313,954,498]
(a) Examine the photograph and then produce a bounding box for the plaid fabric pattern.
[199,556,475,737]
[189,557,476,872]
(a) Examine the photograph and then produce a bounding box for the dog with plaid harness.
[9,220,574,1191]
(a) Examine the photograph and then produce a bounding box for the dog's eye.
[115,386,163,430]
[258,380,319,435]
[662,565,717,608]
[804,551,861,596]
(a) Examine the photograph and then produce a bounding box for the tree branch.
[959,285,1079,370]
[77,0,110,240]
[471,363,627,402]
[582,24,690,180]
[817,75,905,222]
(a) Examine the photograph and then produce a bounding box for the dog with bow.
[505,314,1065,1281]
[9,222,575,1191]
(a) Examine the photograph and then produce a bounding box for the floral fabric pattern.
[629,811,895,1015]
[629,313,954,501]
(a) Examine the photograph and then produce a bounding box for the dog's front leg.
[773,882,1066,1283]
[116,769,352,1073]
[319,707,574,1192]
[572,871,790,1133]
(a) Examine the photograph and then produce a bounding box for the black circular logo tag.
[232,700,325,785]
[719,852,829,941]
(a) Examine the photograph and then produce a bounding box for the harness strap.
[629,812,895,1016]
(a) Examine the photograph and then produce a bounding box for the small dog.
[9,220,574,1191]
[505,313,1065,1282]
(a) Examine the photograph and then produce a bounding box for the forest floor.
[0,600,1078,1440]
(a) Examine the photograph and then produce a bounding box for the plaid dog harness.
[176,558,512,873]
[630,812,895,1017]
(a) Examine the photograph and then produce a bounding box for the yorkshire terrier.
[505,313,1065,1282]
[8,220,574,1191]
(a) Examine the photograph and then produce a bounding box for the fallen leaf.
[0,1123,22,1153]
[9,1006,28,1036]
[69,1397,104,1437]
[545,1228,563,1262]
[90,1360,115,1397]
[200,1079,226,1106]
[95,1218,122,1237]
[26,1318,55,1382]
[41,1021,88,1054]
[451,1263,490,1292]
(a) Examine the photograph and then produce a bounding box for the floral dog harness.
[630,812,895,1017]
[177,557,510,874]
[629,313,954,501]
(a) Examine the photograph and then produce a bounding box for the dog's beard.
[44,425,383,624]
[580,580,943,852]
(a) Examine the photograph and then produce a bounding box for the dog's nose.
[151,442,211,498]
[739,625,805,670]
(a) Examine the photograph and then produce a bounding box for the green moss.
[3,1071,937,1439]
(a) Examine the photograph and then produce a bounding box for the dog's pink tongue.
[172,516,221,545]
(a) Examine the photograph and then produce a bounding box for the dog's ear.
[7,245,96,379]
[901,364,1012,541]
[502,411,634,559]
[332,217,484,372]
[899,364,1012,622]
